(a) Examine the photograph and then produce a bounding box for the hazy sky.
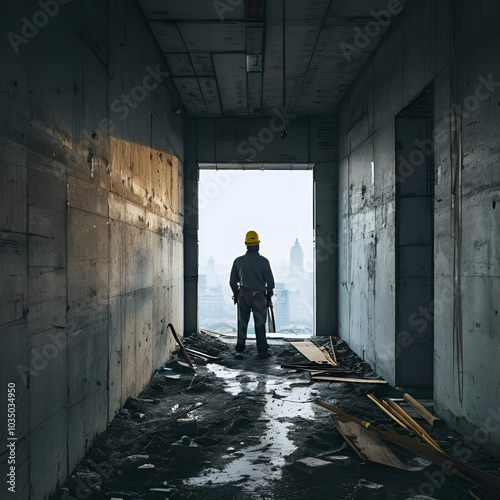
[198,169,314,281]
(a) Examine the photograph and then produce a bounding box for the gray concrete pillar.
[314,162,339,335]
[183,119,199,336]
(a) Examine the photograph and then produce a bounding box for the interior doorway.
[197,168,314,337]
[395,84,435,388]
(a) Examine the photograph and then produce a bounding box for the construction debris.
[289,341,336,365]
[52,332,500,500]
[185,347,221,361]
[167,322,195,368]
[316,400,500,498]
[332,420,407,470]
[403,393,442,427]
[288,340,386,383]
[294,456,342,477]
[312,375,387,384]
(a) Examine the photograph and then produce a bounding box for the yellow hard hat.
[245,230,260,246]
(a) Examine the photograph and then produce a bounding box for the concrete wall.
[433,3,500,458]
[338,0,500,457]
[0,1,184,498]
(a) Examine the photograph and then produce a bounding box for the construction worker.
[230,230,275,358]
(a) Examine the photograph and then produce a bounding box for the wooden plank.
[330,336,338,364]
[281,363,353,373]
[289,341,334,365]
[319,346,338,366]
[332,420,407,470]
[309,370,354,377]
[332,421,368,461]
[168,323,194,368]
[312,376,387,384]
[404,393,442,427]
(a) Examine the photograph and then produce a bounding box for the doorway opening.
[198,168,314,337]
[395,83,435,388]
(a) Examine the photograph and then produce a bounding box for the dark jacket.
[230,250,275,295]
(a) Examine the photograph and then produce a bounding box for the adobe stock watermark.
[236,108,296,161]
[213,0,243,21]
[408,279,468,335]
[396,73,500,184]
[7,0,71,54]
[341,0,411,63]
[406,405,500,498]
[99,64,170,134]
[184,169,242,226]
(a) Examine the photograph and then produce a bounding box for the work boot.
[235,342,245,353]
[257,351,272,359]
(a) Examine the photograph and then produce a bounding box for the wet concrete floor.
[51,333,500,500]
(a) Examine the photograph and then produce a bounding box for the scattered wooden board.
[289,341,334,365]
[332,420,407,470]
[404,393,442,427]
[309,370,356,378]
[312,375,387,384]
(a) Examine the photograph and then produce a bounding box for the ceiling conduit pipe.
[450,0,464,405]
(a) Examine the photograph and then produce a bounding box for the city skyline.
[198,169,314,277]
[199,238,313,333]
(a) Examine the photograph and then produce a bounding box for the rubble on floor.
[51,333,500,500]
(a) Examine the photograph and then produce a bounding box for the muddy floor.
[52,333,500,500]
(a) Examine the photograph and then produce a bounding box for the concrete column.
[314,162,339,335]
[183,119,199,336]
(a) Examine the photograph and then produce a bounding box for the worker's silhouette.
[230,230,275,358]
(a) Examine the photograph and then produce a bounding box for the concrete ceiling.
[138,0,407,117]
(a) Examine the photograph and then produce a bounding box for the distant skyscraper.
[290,238,304,275]
[274,283,289,330]
[207,256,216,287]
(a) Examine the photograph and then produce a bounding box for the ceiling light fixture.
[246,54,262,73]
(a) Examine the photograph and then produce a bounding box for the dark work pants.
[237,290,269,353]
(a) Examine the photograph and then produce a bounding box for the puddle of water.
[186,364,318,492]
[206,363,259,396]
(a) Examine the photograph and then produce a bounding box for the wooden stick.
[167,323,194,368]
[383,398,443,453]
[404,393,441,427]
[329,336,337,364]
[315,400,372,429]
[367,393,409,429]
[312,375,387,384]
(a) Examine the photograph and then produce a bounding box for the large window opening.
[198,169,314,337]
